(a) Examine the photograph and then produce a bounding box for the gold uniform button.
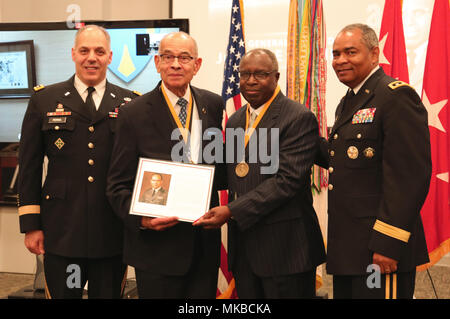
[329,167,334,173]
[88,176,94,183]
[45,195,50,200]
[88,142,94,149]
[330,150,335,157]
[333,134,338,140]
[88,159,94,166]
[54,126,60,131]
[328,184,334,191]
[89,126,95,132]
[357,133,362,139]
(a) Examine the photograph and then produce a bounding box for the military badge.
[47,103,71,117]
[54,138,65,150]
[352,108,376,124]
[347,146,359,159]
[109,111,118,118]
[363,147,375,159]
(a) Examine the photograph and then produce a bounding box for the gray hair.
[241,48,279,71]
[159,31,199,57]
[74,25,111,48]
[340,23,379,50]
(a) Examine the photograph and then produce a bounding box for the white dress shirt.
[73,75,107,110]
[161,82,201,163]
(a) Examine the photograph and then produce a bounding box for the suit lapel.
[244,91,283,159]
[257,91,282,129]
[148,84,179,139]
[93,81,119,124]
[190,86,208,153]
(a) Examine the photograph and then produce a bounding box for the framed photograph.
[0,40,36,98]
[130,158,215,223]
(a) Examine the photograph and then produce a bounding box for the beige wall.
[0,0,169,22]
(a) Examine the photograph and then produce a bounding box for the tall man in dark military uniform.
[317,24,431,298]
[17,25,138,298]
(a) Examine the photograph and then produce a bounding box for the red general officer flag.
[379,0,410,83]
[418,0,450,270]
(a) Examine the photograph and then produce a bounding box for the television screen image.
[0,51,29,89]
[0,40,36,98]
[0,19,188,143]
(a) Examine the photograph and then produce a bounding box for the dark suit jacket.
[323,68,431,275]
[226,91,326,277]
[18,76,137,258]
[106,82,225,276]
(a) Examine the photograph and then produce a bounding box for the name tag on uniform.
[352,108,376,124]
[48,117,67,124]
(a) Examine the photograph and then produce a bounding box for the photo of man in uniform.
[139,173,169,206]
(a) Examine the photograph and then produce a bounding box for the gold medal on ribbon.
[236,86,281,177]
[235,162,249,178]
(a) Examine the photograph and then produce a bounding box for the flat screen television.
[0,19,189,143]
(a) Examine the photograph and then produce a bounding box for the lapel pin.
[202,108,207,114]
[64,91,70,96]
[110,92,116,98]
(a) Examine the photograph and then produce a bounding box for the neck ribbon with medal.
[235,85,281,178]
[161,85,194,163]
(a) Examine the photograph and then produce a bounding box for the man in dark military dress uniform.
[17,25,138,298]
[317,24,431,299]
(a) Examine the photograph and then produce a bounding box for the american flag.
[217,0,245,299]
[221,0,246,121]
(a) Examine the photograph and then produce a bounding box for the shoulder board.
[133,90,142,96]
[388,80,414,91]
[33,85,45,92]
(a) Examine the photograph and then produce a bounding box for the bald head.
[241,48,279,71]
[159,31,199,57]
[74,25,111,50]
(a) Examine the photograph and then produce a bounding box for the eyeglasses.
[159,54,195,64]
[239,70,277,81]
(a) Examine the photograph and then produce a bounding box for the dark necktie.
[337,89,357,122]
[176,97,191,161]
[85,87,96,118]
[177,97,188,127]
